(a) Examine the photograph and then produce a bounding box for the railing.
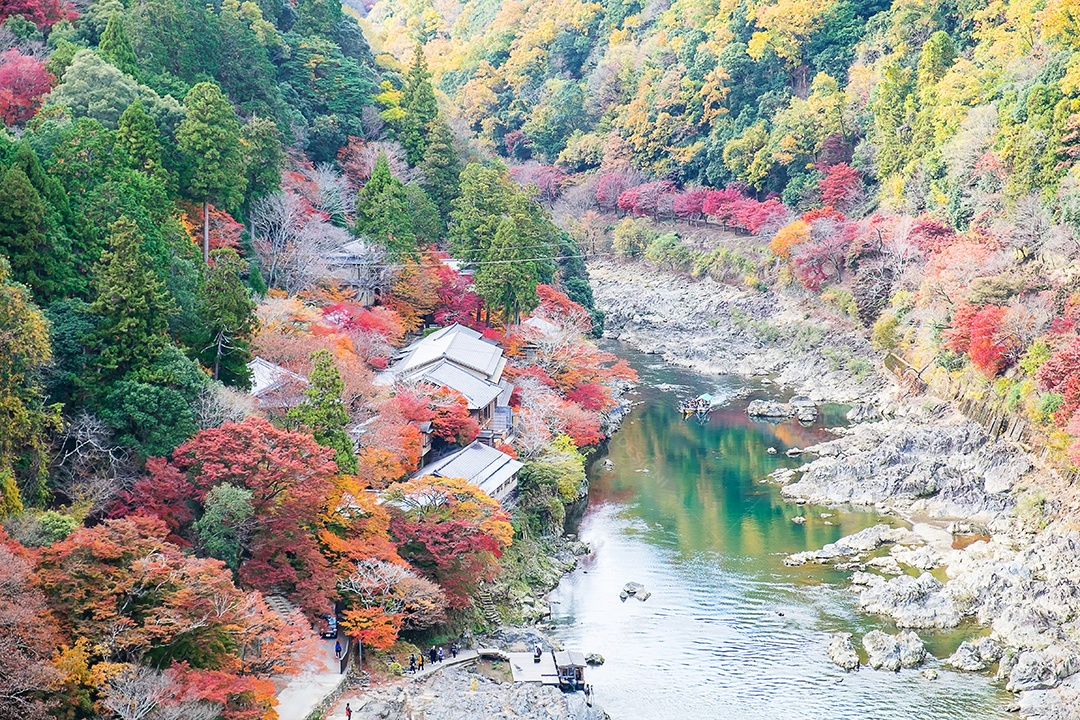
[338,636,353,674]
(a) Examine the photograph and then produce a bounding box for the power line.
[345,252,616,271]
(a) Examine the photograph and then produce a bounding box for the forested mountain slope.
[0,0,626,716]
[366,0,1080,469]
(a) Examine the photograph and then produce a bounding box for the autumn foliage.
[0,50,53,126]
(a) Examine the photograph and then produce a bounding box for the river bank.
[588,257,1080,719]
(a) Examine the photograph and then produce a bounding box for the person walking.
[418,654,425,671]
[345,703,352,719]
[429,646,437,665]
[334,641,342,660]
[409,654,416,673]
[450,643,458,659]
[438,646,444,663]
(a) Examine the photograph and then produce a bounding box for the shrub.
[846,357,872,381]
[871,313,901,351]
[645,233,693,271]
[612,218,656,258]
[821,288,858,317]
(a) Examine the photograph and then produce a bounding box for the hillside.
[362,0,1080,472]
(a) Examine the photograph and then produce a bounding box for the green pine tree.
[177,81,247,263]
[356,153,416,259]
[12,143,71,226]
[90,216,177,382]
[241,115,284,203]
[421,119,462,224]
[448,162,511,261]
[117,98,162,175]
[198,248,256,387]
[473,216,540,324]
[288,350,358,474]
[400,44,439,165]
[98,13,139,78]
[0,167,74,303]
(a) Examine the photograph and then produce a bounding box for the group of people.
[407,643,459,673]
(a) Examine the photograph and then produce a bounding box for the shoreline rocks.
[747,397,819,423]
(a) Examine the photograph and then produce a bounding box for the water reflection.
[547,351,1008,720]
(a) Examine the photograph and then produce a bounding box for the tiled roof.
[247,357,307,398]
[392,323,505,382]
[414,360,502,410]
[416,441,523,500]
[497,380,515,407]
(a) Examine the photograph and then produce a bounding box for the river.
[547,346,1009,720]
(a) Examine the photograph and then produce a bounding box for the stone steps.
[477,589,502,626]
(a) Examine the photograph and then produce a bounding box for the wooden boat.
[680,393,716,417]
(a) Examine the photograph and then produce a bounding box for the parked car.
[319,614,338,639]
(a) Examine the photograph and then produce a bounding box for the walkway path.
[274,637,345,720]
[326,648,480,720]
[409,647,479,679]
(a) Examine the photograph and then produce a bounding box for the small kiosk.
[553,650,587,691]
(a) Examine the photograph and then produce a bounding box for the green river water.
[547,345,1009,719]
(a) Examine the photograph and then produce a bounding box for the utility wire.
[341,252,616,271]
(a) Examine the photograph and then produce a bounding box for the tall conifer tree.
[90,216,176,382]
[98,13,139,78]
[400,44,439,165]
[117,98,162,175]
[288,350,357,474]
[177,82,247,263]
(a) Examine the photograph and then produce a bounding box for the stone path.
[274,637,345,720]
[327,648,480,720]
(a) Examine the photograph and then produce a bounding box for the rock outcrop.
[784,524,915,566]
[947,638,1003,672]
[856,572,962,629]
[747,397,818,422]
[862,630,927,671]
[588,259,883,403]
[827,633,860,671]
[779,412,1023,520]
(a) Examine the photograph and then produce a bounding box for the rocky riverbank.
[331,627,608,720]
[588,258,885,403]
[333,664,607,720]
[589,257,1080,719]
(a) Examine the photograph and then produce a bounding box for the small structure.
[553,651,588,691]
[389,323,506,383]
[414,359,503,429]
[414,440,523,503]
[247,357,307,414]
[325,240,387,306]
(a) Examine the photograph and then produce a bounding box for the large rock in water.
[947,638,1003,672]
[862,630,927,671]
[827,633,860,671]
[790,396,818,422]
[857,572,962,629]
[784,524,914,566]
[747,399,789,418]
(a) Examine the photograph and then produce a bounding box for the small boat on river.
[680,393,716,418]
